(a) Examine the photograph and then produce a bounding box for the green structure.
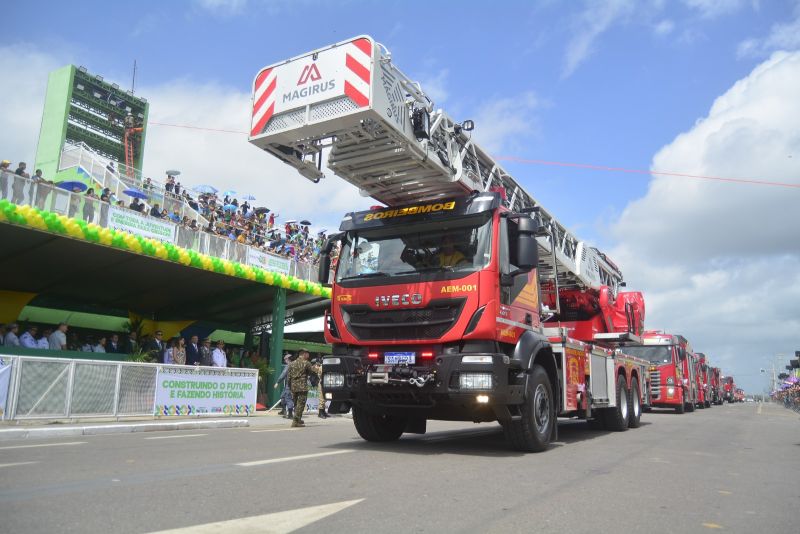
[35,65,149,181]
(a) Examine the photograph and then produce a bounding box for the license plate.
[384,352,415,365]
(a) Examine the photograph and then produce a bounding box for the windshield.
[623,345,673,365]
[335,214,492,282]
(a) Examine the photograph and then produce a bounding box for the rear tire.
[704,400,711,408]
[685,390,695,412]
[675,398,685,414]
[602,375,629,431]
[504,364,554,452]
[352,406,406,442]
[628,377,642,428]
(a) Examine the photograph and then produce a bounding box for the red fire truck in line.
[721,376,736,403]
[249,35,651,451]
[621,331,699,414]
[694,353,711,409]
[709,366,723,405]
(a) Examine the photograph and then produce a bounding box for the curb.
[0,419,249,441]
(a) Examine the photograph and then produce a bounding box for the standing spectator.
[149,203,162,218]
[145,330,166,363]
[81,336,95,352]
[20,325,38,348]
[11,162,29,204]
[287,349,320,427]
[200,338,213,366]
[37,327,52,349]
[4,323,21,347]
[185,335,201,365]
[122,331,138,354]
[173,337,187,365]
[0,160,11,199]
[68,186,82,218]
[174,182,181,195]
[99,194,110,225]
[129,197,144,213]
[93,336,106,353]
[0,323,5,346]
[164,338,176,364]
[34,175,53,210]
[83,188,98,223]
[48,322,68,350]
[107,333,121,353]
[211,340,227,367]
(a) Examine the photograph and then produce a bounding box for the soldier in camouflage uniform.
[316,355,328,418]
[288,348,320,427]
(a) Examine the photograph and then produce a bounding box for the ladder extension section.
[248,35,622,293]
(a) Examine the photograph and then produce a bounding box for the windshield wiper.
[395,266,455,276]
[339,271,389,281]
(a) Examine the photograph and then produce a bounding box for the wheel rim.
[619,386,628,420]
[633,384,641,417]
[533,383,550,434]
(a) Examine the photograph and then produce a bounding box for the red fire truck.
[249,35,650,451]
[694,353,711,409]
[721,376,735,403]
[621,331,698,413]
[709,366,723,405]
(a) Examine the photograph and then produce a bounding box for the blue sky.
[3,0,800,392]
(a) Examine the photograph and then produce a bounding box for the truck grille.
[342,298,465,341]
[650,370,661,399]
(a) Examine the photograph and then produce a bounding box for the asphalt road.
[0,402,798,533]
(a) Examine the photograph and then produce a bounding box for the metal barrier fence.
[0,171,321,282]
[0,355,258,421]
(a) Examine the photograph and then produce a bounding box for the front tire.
[602,375,629,431]
[628,377,642,428]
[352,406,406,442]
[504,364,554,452]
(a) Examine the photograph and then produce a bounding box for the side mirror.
[516,216,539,270]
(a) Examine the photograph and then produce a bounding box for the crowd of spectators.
[2,160,334,266]
[773,381,800,412]
[0,322,264,371]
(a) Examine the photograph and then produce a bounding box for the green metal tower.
[35,65,149,180]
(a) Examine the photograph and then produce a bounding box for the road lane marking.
[144,433,207,440]
[0,461,39,468]
[147,498,364,533]
[250,428,297,433]
[718,490,732,495]
[0,441,86,450]
[702,522,724,529]
[236,449,354,467]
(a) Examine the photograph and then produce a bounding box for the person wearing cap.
[0,160,11,199]
[19,325,38,349]
[287,348,320,427]
[49,322,68,350]
[3,323,20,347]
[200,338,213,366]
[274,353,295,419]
[211,340,227,367]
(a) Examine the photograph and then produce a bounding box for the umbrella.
[284,219,297,224]
[124,188,149,199]
[224,189,237,196]
[300,219,311,226]
[165,169,181,176]
[223,204,238,212]
[254,207,270,214]
[192,185,218,194]
[57,181,88,192]
[240,194,256,200]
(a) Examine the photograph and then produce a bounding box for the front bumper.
[322,350,525,420]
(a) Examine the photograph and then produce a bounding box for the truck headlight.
[666,377,675,385]
[323,373,345,388]
[460,372,493,390]
[667,387,675,395]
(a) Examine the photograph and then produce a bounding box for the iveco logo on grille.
[375,294,423,307]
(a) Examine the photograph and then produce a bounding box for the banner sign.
[154,366,257,416]
[108,205,176,242]
[247,248,291,275]
[0,357,13,420]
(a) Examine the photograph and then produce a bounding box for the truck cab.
[621,332,696,414]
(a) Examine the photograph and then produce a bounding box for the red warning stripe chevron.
[343,38,372,108]
[251,68,275,137]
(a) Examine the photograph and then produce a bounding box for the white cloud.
[418,69,449,106]
[653,19,675,36]
[611,51,800,393]
[0,44,65,168]
[194,0,247,16]
[562,0,635,78]
[737,4,800,58]
[682,0,748,18]
[470,92,542,155]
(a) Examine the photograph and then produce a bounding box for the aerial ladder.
[247,35,635,332]
[123,113,143,179]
